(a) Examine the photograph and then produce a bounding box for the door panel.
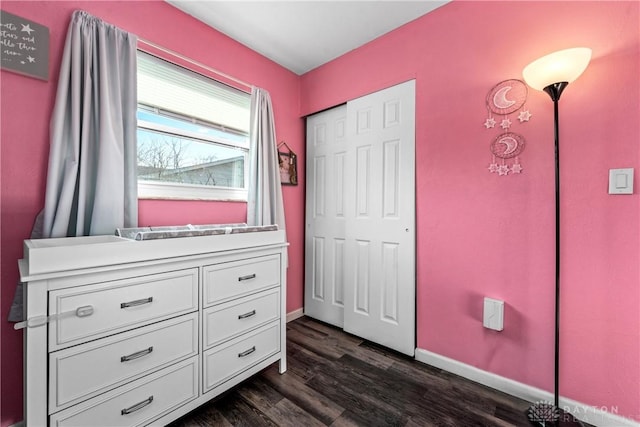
[383,140,400,217]
[381,242,400,324]
[304,105,348,327]
[344,80,416,356]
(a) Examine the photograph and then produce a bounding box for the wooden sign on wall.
[1,10,49,80]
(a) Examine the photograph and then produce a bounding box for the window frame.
[136,51,250,202]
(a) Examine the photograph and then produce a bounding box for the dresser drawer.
[49,313,198,412]
[49,269,198,350]
[49,357,198,427]
[203,322,279,392]
[203,255,280,306]
[203,289,279,349]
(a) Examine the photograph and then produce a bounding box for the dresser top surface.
[21,230,287,280]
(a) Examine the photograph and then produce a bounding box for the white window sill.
[138,181,247,202]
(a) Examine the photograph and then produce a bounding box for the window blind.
[137,51,250,133]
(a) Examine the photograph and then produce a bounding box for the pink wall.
[301,0,639,421]
[1,0,638,425]
[0,2,303,425]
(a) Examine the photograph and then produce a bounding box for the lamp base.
[527,402,585,426]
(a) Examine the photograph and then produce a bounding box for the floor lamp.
[522,47,592,426]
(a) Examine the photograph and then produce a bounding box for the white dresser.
[19,230,287,426]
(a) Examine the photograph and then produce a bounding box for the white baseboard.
[286,308,304,323]
[415,348,639,427]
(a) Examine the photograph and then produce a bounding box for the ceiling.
[166,1,450,75]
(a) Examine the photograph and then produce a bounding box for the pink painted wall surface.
[0,2,303,425]
[1,0,639,425]
[301,0,639,421]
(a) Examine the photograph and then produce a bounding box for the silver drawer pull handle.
[120,297,153,309]
[238,310,256,319]
[238,274,256,282]
[238,346,256,358]
[121,396,153,415]
[121,346,153,362]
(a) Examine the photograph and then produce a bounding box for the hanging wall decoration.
[0,10,50,80]
[484,79,531,176]
[277,141,298,186]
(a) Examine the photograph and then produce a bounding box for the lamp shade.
[522,47,592,91]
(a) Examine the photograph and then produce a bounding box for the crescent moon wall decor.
[483,79,532,176]
[491,133,525,158]
[486,79,527,115]
[493,86,516,110]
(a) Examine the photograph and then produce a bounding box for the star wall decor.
[484,117,496,129]
[484,79,532,177]
[518,110,532,122]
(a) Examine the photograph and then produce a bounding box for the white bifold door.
[304,80,416,356]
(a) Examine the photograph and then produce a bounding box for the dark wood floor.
[169,316,536,426]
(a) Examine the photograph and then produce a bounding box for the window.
[136,51,251,200]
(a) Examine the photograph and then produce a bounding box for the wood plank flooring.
[168,316,537,426]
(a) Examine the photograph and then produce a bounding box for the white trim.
[138,181,247,201]
[286,308,304,323]
[415,348,640,427]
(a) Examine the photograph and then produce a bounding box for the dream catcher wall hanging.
[484,79,531,176]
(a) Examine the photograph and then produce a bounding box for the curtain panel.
[42,10,138,238]
[247,87,286,232]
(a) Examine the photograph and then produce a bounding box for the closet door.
[343,80,416,356]
[304,105,348,327]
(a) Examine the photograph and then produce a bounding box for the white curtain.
[247,87,286,232]
[42,10,138,238]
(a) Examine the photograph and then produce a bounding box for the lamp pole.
[543,81,568,411]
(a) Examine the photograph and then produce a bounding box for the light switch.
[609,168,634,194]
[483,297,504,331]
